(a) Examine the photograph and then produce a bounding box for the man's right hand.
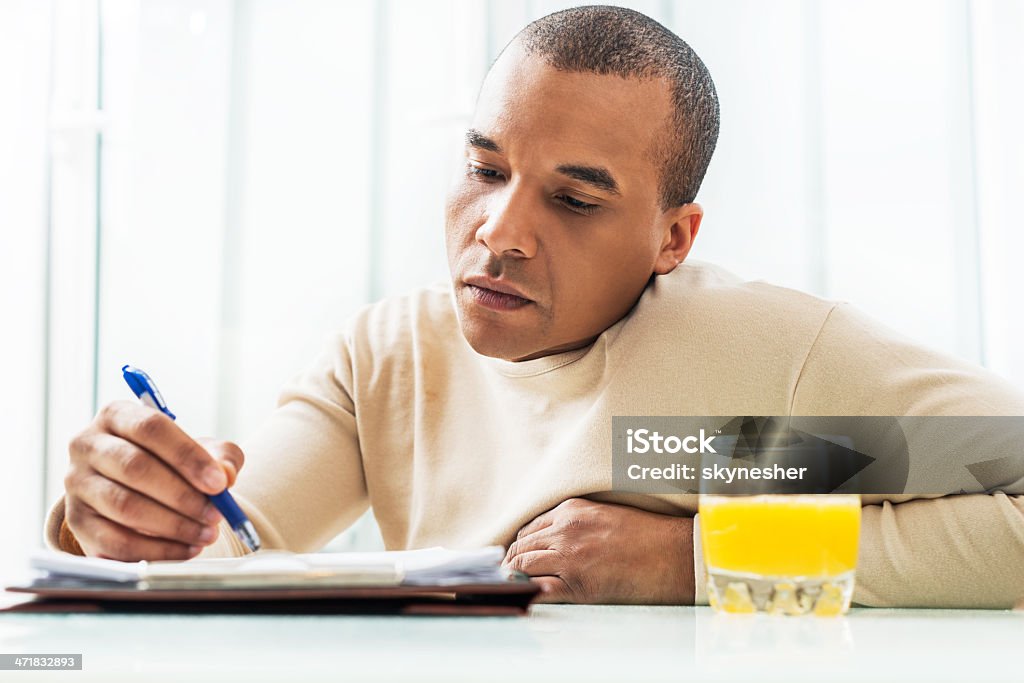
[63,400,245,561]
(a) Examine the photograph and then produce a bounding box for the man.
[49,6,1024,607]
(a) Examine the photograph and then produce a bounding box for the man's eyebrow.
[555,164,621,195]
[466,129,502,153]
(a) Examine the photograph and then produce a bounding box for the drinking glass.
[699,494,861,616]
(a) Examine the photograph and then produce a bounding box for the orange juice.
[699,494,861,615]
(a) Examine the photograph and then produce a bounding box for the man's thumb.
[196,438,245,488]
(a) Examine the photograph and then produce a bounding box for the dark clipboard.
[2,576,541,616]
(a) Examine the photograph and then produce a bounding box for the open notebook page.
[29,546,508,589]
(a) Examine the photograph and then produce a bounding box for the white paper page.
[30,551,142,583]
[29,546,507,587]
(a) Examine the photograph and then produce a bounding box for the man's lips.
[464,275,532,300]
[463,276,534,311]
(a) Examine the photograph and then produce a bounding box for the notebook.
[26,546,508,589]
[4,546,539,616]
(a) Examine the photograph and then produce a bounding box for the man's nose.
[474,183,538,259]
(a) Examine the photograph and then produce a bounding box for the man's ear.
[653,203,703,275]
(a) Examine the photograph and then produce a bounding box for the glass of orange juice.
[699,494,861,616]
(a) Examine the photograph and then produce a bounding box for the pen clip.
[121,364,176,420]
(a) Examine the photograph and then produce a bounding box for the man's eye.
[466,163,501,180]
[557,194,599,215]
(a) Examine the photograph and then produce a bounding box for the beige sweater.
[46,261,1024,607]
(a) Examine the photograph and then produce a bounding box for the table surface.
[0,602,1021,682]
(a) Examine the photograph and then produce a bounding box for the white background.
[2,0,1023,578]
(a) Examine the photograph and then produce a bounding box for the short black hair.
[512,5,720,209]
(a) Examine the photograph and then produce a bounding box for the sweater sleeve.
[792,303,1024,608]
[44,331,369,559]
[855,493,1024,608]
[207,331,370,556]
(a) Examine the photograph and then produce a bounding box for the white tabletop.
[0,603,1021,682]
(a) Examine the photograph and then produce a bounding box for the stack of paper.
[380,546,506,586]
[29,546,509,590]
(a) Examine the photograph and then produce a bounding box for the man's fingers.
[515,498,594,542]
[85,433,221,525]
[503,548,567,577]
[98,401,228,494]
[69,503,203,562]
[515,509,555,542]
[505,548,576,601]
[505,526,560,561]
[531,576,572,604]
[77,473,219,548]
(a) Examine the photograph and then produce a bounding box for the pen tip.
[237,521,262,553]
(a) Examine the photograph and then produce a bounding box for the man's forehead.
[483,47,671,115]
[471,50,670,188]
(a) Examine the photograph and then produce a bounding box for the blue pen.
[121,365,262,553]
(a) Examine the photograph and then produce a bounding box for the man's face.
[445,45,701,362]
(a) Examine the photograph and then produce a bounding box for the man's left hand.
[502,498,695,605]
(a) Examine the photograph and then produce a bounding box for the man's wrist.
[668,514,696,606]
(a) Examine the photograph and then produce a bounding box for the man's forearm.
[854,493,1024,608]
